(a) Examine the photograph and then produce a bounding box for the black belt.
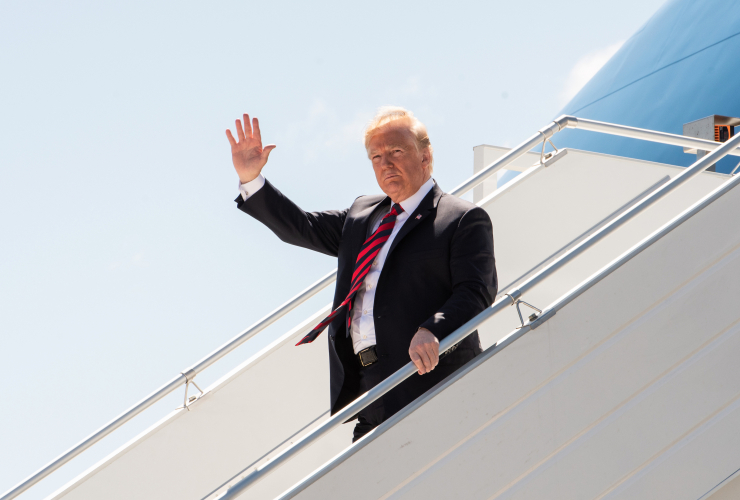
[357,341,461,368]
[357,346,379,367]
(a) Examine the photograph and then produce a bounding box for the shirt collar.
[395,177,435,218]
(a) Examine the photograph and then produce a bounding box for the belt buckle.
[358,346,378,367]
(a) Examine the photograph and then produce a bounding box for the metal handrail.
[214,128,740,499]
[570,116,740,157]
[5,115,739,500]
[450,115,740,198]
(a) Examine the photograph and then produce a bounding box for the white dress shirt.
[348,177,434,353]
[238,174,266,201]
[239,174,435,354]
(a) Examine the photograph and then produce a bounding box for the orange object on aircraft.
[715,124,735,142]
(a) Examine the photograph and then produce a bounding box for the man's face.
[367,123,431,203]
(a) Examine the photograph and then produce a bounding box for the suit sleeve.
[235,178,348,257]
[418,206,498,341]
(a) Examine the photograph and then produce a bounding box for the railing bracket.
[505,292,543,329]
[179,369,204,411]
[529,309,556,330]
[539,134,561,166]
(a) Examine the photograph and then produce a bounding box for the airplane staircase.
[5,116,740,500]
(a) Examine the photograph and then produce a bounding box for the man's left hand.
[409,328,439,375]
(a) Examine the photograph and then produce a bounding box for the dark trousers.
[352,362,387,442]
[351,346,479,442]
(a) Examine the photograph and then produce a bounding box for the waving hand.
[226,114,276,184]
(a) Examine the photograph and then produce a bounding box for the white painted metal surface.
[472,145,540,202]
[45,148,730,500]
[476,149,727,351]
[703,470,740,499]
[285,159,740,500]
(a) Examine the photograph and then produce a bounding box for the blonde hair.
[363,106,434,172]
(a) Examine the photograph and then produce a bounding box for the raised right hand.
[226,114,276,184]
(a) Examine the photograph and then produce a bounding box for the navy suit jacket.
[237,179,497,416]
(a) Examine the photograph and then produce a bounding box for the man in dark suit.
[226,107,497,442]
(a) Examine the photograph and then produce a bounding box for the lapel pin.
[416,214,422,220]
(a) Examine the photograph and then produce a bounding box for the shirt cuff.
[238,174,266,201]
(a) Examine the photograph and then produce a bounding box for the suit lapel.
[386,182,444,258]
[353,196,391,251]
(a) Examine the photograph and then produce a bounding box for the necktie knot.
[391,203,404,216]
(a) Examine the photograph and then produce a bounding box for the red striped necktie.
[296,203,404,345]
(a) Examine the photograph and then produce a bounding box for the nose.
[380,153,393,169]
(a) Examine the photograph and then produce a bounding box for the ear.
[420,147,431,169]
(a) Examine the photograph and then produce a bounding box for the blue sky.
[0,1,666,497]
